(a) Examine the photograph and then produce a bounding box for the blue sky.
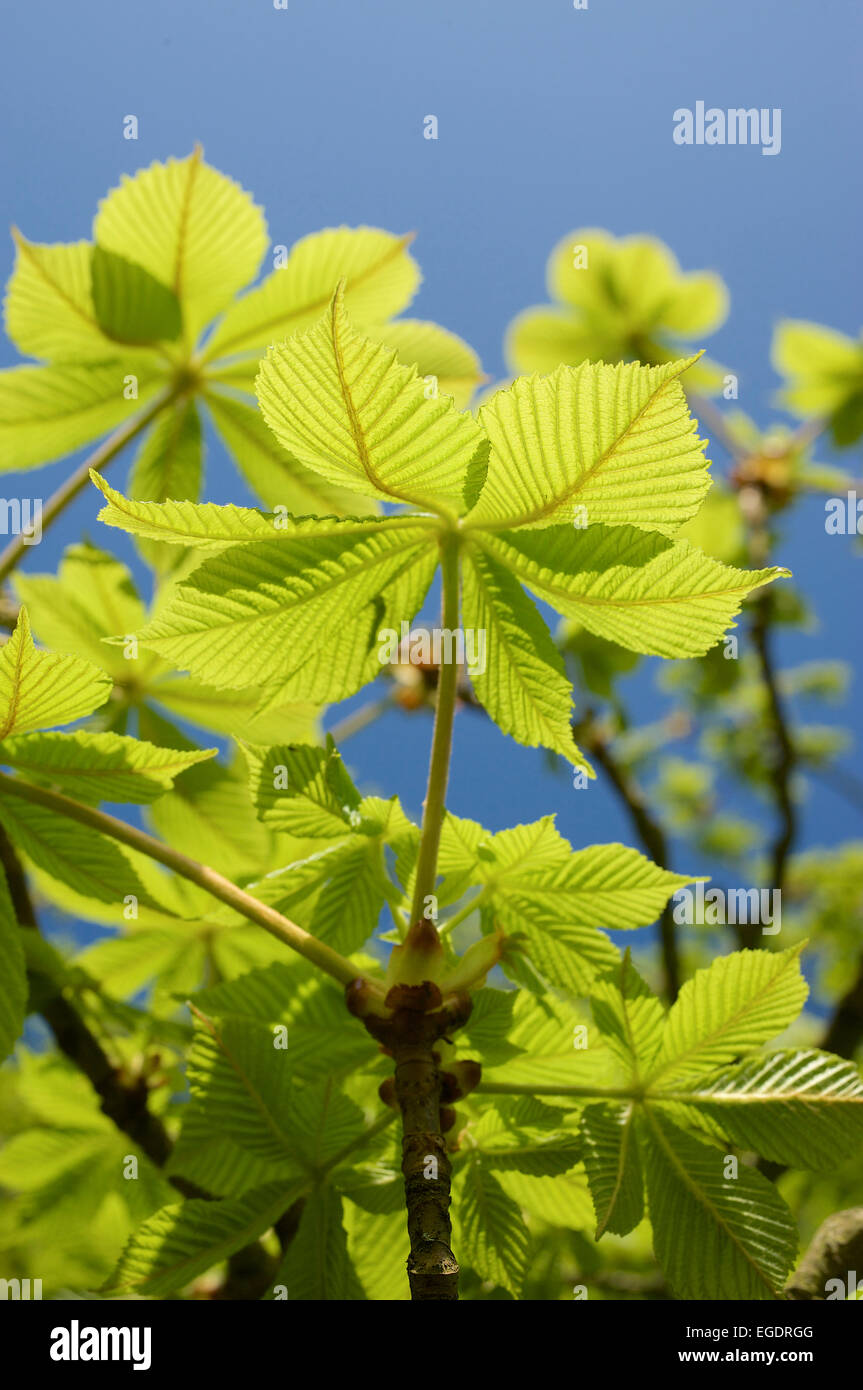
[1,0,861,919]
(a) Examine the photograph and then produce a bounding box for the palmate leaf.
[187,1009,369,1165]
[267,1187,365,1301]
[132,524,438,697]
[0,862,27,1062]
[147,674,320,747]
[204,389,376,516]
[455,1161,530,1298]
[91,471,387,551]
[478,526,788,659]
[256,284,488,514]
[580,1102,644,1237]
[0,796,159,909]
[480,991,620,1093]
[0,360,157,471]
[0,729,215,803]
[361,318,485,409]
[191,963,378,1081]
[93,149,268,341]
[439,816,691,996]
[641,1108,798,1300]
[663,1049,863,1170]
[104,1182,300,1297]
[247,740,360,837]
[4,233,129,363]
[589,954,666,1075]
[648,945,808,1084]
[468,1103,582,1176]
[466,356,709,533]
[15,543,146,677]
[0,608,111,736]
[203,225,420,364]
[461,545,589,768]
[90,246,182,346]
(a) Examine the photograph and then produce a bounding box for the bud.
[385,918,445,989]
[439,931,506,995]
[440,1059,482,1103]
[378,1077,399,1111]
[344,978,390,1020]
[384,980,443,1013]
[439,1105,458,1133]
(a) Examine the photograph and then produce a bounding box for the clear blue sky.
[1,0,861,898]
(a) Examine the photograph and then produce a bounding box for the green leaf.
[481,990,621,1093]
[128,398,203,573]
[590,954,666,1075]
[247,740,360,837]
[641,1108,797,1300]
[580,1102,644,1237]
[204,388,376,516]
[147,674,320,746]
[267,1187,365,1300]
[191,964,377,1081]
[94,149,267,340]
[456,1161,530,1297]
[469,1105,582,1176]
[0,863,26,1061]
[133,524,437,697]
[256,284,488,514]
[0,608,112,736]
[92,469,287,548]
[772,319,863,418]
[480,525,789,659]
[496,1167,594,1230]
[15,543,146,677]
[649,946,808,1084]
[0,729,215,803]
[663,1049,863,1170]
[361,318,484,409]
[188,1009,368,1165]
[0,361,156,471]
[137,713,273,880]
[467,357,709,534]
[90,245,182,346]
[105,1182,298,1297]
[343,1202,409,1300]
[204,225,420,363]
[461,545,589,768]
[0,795,158,909]
[4,233,123,362]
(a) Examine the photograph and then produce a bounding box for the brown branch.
[359,990,472,1301]
[819,953,863,1061]
[746,591,797,950]
[786,1207,863,1300]
[0,825,297,1297]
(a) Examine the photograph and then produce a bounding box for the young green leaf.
[456,1161,530,1297]
[94,149,267,341]
[641,1108,798,1300]
[0,608,112,736]
[661,1049,863,1170]
[478,526,789,659]
[0,729,216,803]
[580,1102,644,1237]
[0,361,155,471]
[649,945,808,1084]
[461,545,590,768]
[256,284,488,514]
[105,1183,300,1297]
[90,245,182,346]
[203,225,420,364]
[466,356,709,534]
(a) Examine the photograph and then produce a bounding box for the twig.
[748,592,797,949]
[0,384,179,585]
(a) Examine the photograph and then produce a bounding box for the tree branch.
[0,384,179,585]
[0,770,368,990]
